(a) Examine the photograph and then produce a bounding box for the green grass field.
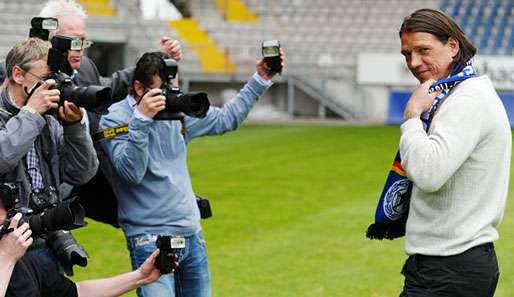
[71,124,514,297]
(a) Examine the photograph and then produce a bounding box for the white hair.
[39,0,88,20]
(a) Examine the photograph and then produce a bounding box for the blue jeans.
[126,231,211,297]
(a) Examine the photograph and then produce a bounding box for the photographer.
[0,199,172,297]
[38,0,182,225]
[0,213,32,297]
[99,50,284,297]
[0,37,98,292]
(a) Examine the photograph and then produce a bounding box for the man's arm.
[76,56,133,104]
[0,110,45,174]
[99,107,153,184]
[400,88,483,192]
[184,52,284,140]
[184,72,271,141]
[0,214,33,297]
[75,250,161,297]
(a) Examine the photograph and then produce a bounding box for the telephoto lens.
[28,198,86,236]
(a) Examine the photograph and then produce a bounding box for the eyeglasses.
[24,69,49,82]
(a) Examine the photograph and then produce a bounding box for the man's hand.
[25,79,60,114]
[136,249,162,286]
[403,79,438,121]
[158,37,182,62]
[137,89,166,118]
[58,101,83,124]
[0,213,33,264]
[256,48,286,81]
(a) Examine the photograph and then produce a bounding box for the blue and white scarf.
[366,61,477,240]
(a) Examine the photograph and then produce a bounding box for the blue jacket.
[100,73,271,236]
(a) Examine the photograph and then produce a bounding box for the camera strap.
[92,124,129,142]
[0,107,13,117]
[93,117,186,142]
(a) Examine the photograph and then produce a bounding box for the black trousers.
[400,243,499,297]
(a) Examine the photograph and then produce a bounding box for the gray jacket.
[0,88,99,207]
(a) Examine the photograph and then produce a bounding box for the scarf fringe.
[366,222,405,240]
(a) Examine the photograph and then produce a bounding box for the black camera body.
[262,40,282,75]
[0,183,88,276]
[153,57,210,121]
[46,35,111,114]
[0,183,86,237]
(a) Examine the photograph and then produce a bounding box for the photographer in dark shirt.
[0,212,32,297]
[0,199,164,297]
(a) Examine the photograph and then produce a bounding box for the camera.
[0,183,88,276]
[155,235,183,274]
[262,40,282,75]
[28,17,110,114]
[0,184,86,237]
[46,35,111,114]
[153,57,210,121]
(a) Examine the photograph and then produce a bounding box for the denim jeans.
[400,243,499,297]
[126,231,211,297]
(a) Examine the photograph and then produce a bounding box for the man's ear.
[448,36,460,59]
[11,65,25,85]
[133,80,145,98]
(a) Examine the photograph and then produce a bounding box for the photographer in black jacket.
[38,0,182,225]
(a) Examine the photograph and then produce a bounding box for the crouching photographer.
[0,211,32,297]
[0,37,98,295]
[0,192,172,297]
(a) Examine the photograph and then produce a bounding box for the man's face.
[149,75,164,89]
[56,15,87,70]
[135,75,164,98]
[15,60,50,103]
[401,32,458,83]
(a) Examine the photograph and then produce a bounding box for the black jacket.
[70,55,134,227]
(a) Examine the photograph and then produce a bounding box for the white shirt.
[400,76,512,256]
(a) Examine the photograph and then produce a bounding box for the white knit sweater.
[400,76,512,256]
